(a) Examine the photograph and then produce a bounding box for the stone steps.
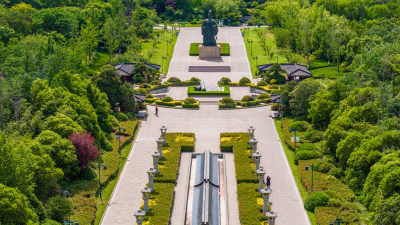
[188,66,231,72]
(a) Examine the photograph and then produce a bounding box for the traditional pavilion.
[257,63,312,81]
[114,63,160,82]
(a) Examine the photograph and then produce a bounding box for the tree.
[44,113,83,138]
[289,79,322,117]
[308,90,337,129]
[102,17,120,64]
[68,131,101,169]
[46,195,73,222]
[374,193,400,225]
[0,183,38,224]
[80,20,99,64]
[92,65,122,109]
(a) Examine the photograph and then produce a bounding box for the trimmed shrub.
[327,198,342,207]
[257,93,270,100]
[294,150,314,164]
[167,77,181,83]
[289,121,310,132]
[317,162,335,173]
[270,79,277,84]
[268,84,279,89]
[146,94,154,98]
[182,98,199,108]
[304,129,324,143]
[257,81,268,86]
[221,97,235,104]
[189,77,201,83]
[242,95,255,102]
[219,77,231,85]
[184,97,197,104]
[329,167,344,178]
[139,83,150,88]
[298,143,318,152]
[134,88,148,94]
[46,196,73,222]
[161,96,174,102]
[114,112,128,122]
[150,80,160,85]
[239,77,251,85]
[304,192,330,212]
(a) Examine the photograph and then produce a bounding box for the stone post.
[156,138,164,158]
[160,126,167,145]
[133,210,146,225]
[256,167,266,191]
[147,168,156,191]
[249,138,258,156]
[151,152,161,174]
[253,152,262,173]
[261,188,272,213]
[248,126,255,141]
[141,187,152,212]
[265,211,278,225]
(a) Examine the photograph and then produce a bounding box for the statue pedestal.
[199,45,220,59]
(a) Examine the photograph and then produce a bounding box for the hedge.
[182,102,199,108]
[189,43,230,56]
[142,183,175,225]
[187,86,230,96]
[237,183,268,225]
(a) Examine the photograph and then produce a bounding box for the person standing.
[266,176,271,190]
[155,106,159,116]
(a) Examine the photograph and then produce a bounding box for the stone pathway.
[100,27,310,225]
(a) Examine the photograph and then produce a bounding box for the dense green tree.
[289,79,322,117]
[46,195,73,222]
[92,65,122,109]
[373,193,400,225]
[308,90,337,129]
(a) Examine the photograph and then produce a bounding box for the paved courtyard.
[100,27,310,225]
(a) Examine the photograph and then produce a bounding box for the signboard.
[116,135,125,142]
[291,137,300,143]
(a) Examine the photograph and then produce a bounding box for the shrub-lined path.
[100,27,310,225]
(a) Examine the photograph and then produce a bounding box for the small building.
[114,63,161,82]
[257,63,312,81]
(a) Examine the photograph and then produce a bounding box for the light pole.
[166,40,171,56]
[329,218,344,225]
[248,40,253,56]
[276,54,279,63]
[118,125,126,149]
[305,163,314,192]
[64,217,79,225]
[253,56,258,66]
[161,56,167,75]
[97,162,107,203]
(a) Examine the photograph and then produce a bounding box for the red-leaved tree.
[68,131,101,169]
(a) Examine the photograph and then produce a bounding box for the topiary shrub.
[146,94,154,98]
[304,129,324,143]
[190,77,201,83]
[289,121,310,132]
[167,77,181,83]
[268,84,279,89]
[114,112,128,122]
[161,96,174,102]
[134,88,148,94]
[257,93,270,100]
[294,150,314,164]
[239,77,251,85]
[257,81,268,86]
[219,77,231,85]
[150,80,160,85]
[317,162,335,173]
[221,97,235,104]
[297,143,318,152]
[304,192,330,212]
[184,97,197,104]
[139,83,151,88]
[242,95,255,102]
[270,79,277,84]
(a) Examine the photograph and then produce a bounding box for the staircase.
[188,66,231,72]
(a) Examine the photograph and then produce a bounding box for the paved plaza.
[100,27,310,225]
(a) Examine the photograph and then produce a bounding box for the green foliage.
[289,79,322,117]
[239,77,251,85]
[289,121,310,132]
[161,96,174,102]
[114,112,128,122]
[0,183,38,224]
[139,83,151,88]
[46,196,73,222]
[167,77,181,83]
[304,129,324,143]
[373,193,400,225]
[182,97,199,108]
[295,150,314,164]
[92,65,122,109]
[237,183,267,224]
[188,86,230,96]
[256,93,270,100]
[189,43,230,56]
[219,77,231,85]
[44,113,83,138]
[264,65,286,84]
[257,81,268,86]
[304,192,330,212]
[219,97,236,108]
[241,95,255,102]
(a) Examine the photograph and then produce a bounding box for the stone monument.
[199,10,220,59]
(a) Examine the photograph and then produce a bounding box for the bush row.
[189,43,230,56]
[187,86,230,96]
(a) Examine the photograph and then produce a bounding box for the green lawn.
[141,29,179,75]
[274,120,317,225]
[83,50,110,75]
[309,66,345,79]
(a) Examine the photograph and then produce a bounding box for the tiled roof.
[114,62,161,76]
[257,63,312,77]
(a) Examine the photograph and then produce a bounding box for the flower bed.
[187,86,230,96]
[189,43,230,56]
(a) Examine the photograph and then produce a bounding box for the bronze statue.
[201,10,218,46]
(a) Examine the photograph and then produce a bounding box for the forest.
[0,0,399,224]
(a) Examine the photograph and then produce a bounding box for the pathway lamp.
[147,168,156,191]
[256,167,266,191]
[265,211,278,225]
[161,56,167,75]
[134,210,146,225]
[289,127,297,150]
[248,40,253,56]
[260,188,272,213]
[248,126,255,140]
[305,163,315,192]
[249,138,258,155]
[160,126,167,145]
[156,138,164,158]
[253,152,262,173]
[329,218,344,225]
[97,162,108,203]
[141,187,152,212]
[166,40,171,56]
[253,56,258,66]
[151,152,161,174]
[276,54,279,63]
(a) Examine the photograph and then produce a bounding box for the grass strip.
[188,86,230,96]
[189,43,230,56]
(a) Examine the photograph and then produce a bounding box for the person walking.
[266,176,271,190]
[155,106,159,116]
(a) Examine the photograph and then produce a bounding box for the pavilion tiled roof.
[114,63,161,76]
[257,63,312,77]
